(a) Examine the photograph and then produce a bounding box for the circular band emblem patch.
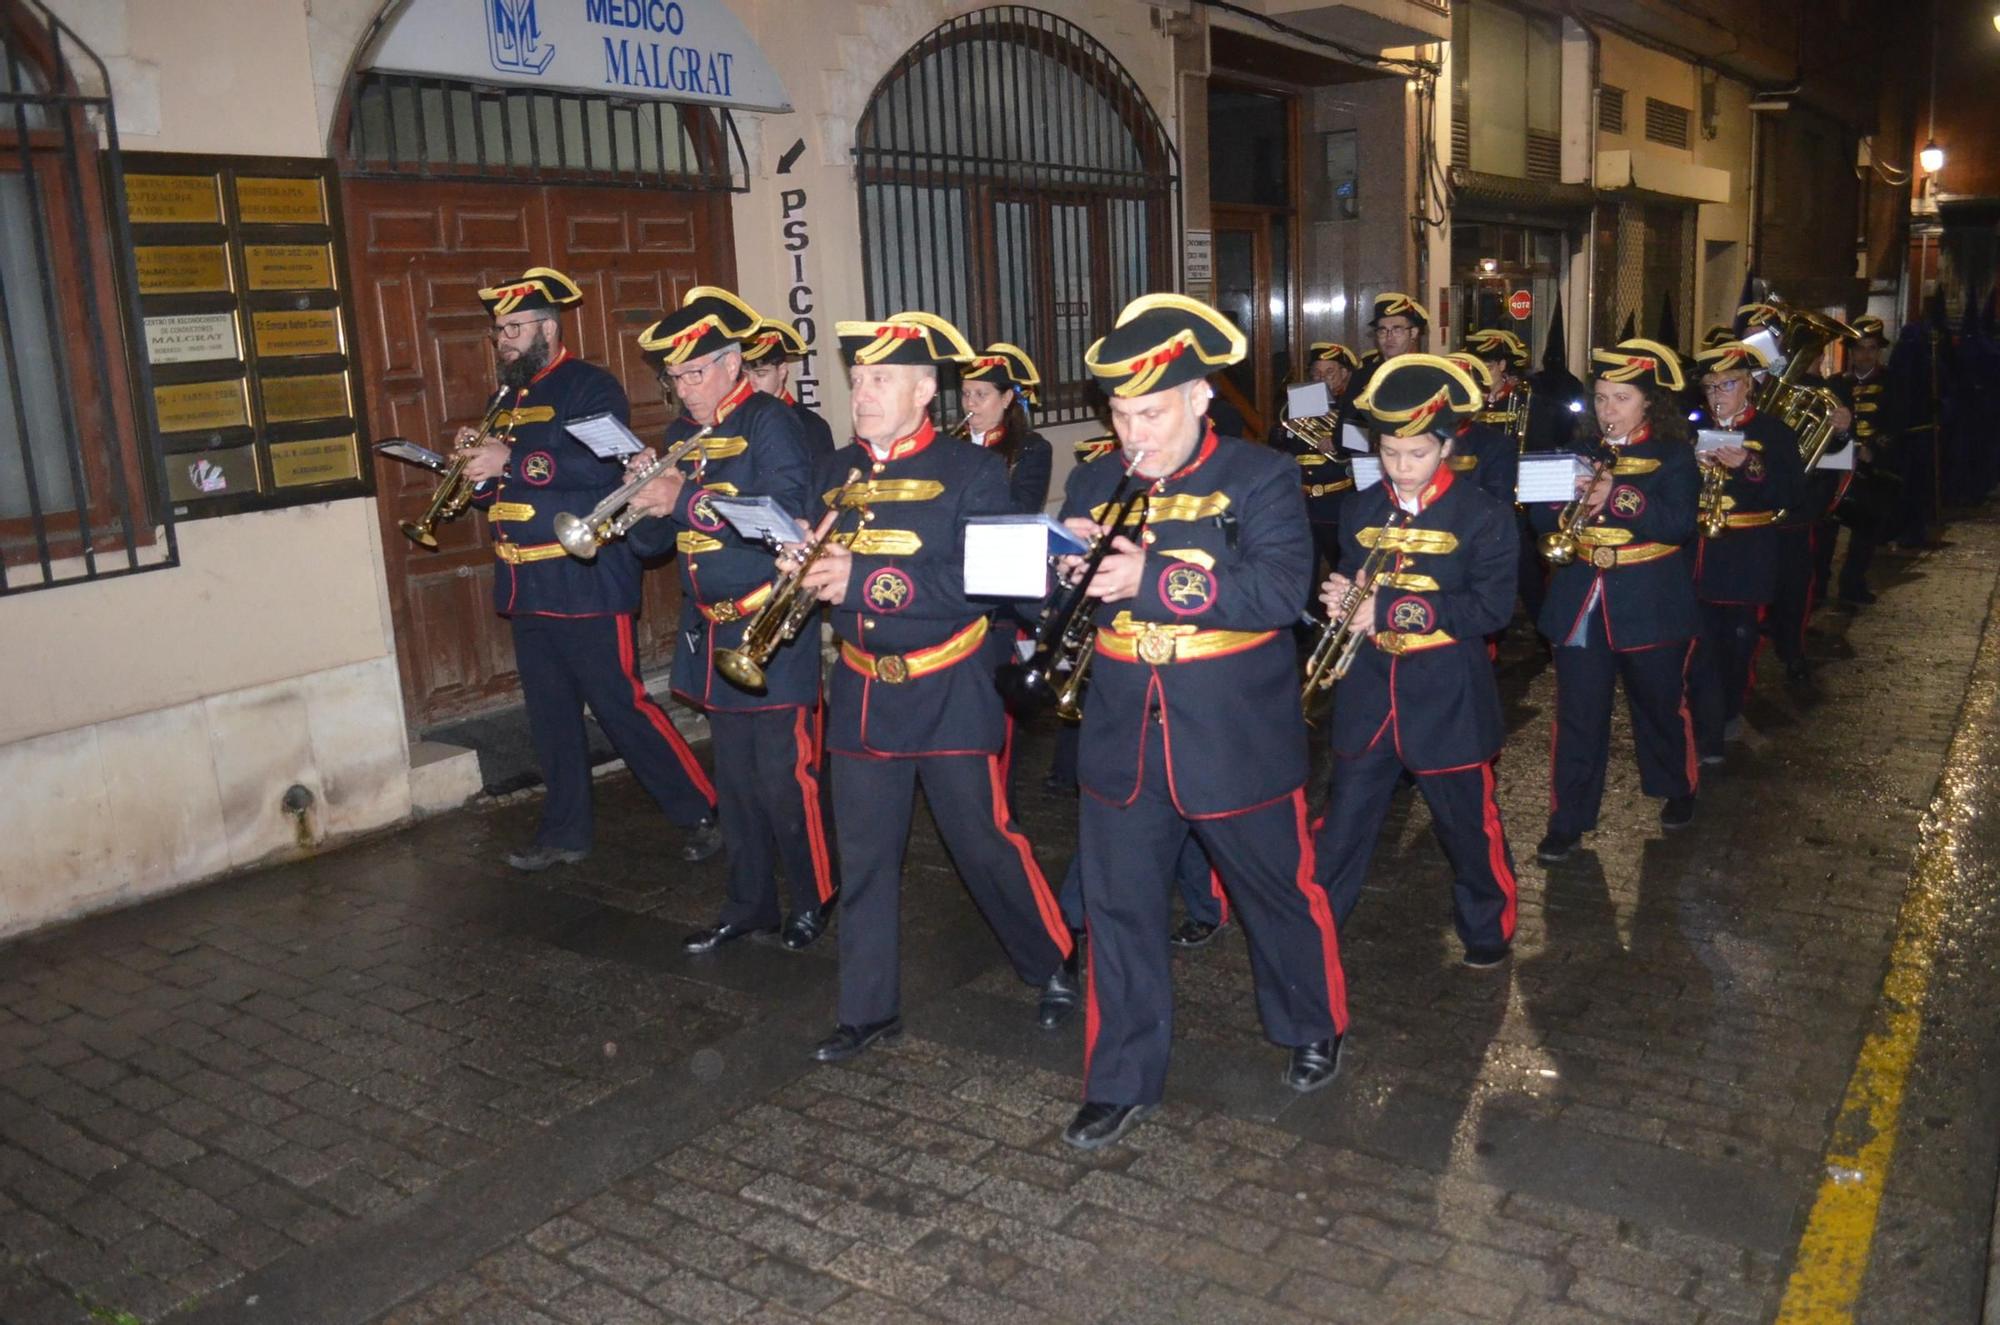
[1610,484,1645,518]
[1744,454,1766,482]
[1158,562,1217,617]
[689,490,725,533]
[1388,595,1435,633]
[863,567,913,613]
[519,451,555,486]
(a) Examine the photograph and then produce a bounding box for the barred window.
[854,6,1179,423]
[0,1,173,593]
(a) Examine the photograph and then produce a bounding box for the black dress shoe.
[1535,830,1579,863]
[1037,950,1082,1030]
[1660,795,1696,829]
[1169,918,1226,949]
[810,1017,901,1063]
[780,896,836,951]
[504,845,588,872]
[1462,944,1511,970]
[1061,1101,1156,1150]
[681,919,777,954]
[679,817,724,863]
[1282,1038,1344,1093]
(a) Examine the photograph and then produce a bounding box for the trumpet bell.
[714,648,768,694]
[994,661,1056,713]
[399,520,440,549]
[552,511,600,559]
[1539,532,1576,565]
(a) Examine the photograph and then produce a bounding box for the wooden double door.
[344,178,735,729]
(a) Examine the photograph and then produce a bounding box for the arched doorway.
[334,67,746,728]
[853,6,1179,424]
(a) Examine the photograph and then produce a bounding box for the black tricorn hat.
[1693,341,1771,376]
[478,266,584,318]
[1850,314,1889,346]
[638,286,761,366]
[1698,323,1736,350]
[1462,328,1528,369]
[834,311,976,367]
[962,342,1042,405]
[1352,354,1483,437]
[1590,338,1686,392]
[1083,293,1246,398]
[1369,291,1430,329]
[740,316,808,365]
[1308,341,1361,369]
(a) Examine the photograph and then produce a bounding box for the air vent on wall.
[1598,85,1625,134]
[1526,130,1560,181]
[1645,97,1691,149]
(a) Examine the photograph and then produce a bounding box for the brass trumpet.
[553,425,715,559]
[948,415,973,438]
[1540,456,1611,566]
[1495,382,1533,452]
[714,467,867,693]
[996,454,1149,717]
[401,386,516,548]
[1696,456,1732,539]
[1301,510,1408,711]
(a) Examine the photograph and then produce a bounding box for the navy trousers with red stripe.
[1057,833,1227,932]
[706,706,837,927]
[830,751,1070,1028]
[1690,601,1759,759]
[1078,721,1346,1108]
[1548,611,1696,838]
[1315,744,1517,952]
[511,613,717,852]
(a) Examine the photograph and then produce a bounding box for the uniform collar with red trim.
[779,390,798,406]
[1604,424,1652,449]
[862,417,936,462]
[526,346,572,387]
[1156,423,1218,487]
[710,375,755,425]
[1390,460,1455,514]
[1715,407,1755,429]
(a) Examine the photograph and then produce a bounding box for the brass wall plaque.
[155,379,249,433]
[126,173,221,224]
[252,309,342,358]
[261,372,350,423]
[270,435,359,488]
[244,243,333,290]
[136,244,231,294]
[236,176,325,225]
[166,444,260,502]
[144,312,240,365]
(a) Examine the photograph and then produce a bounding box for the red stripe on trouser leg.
[985,754,1073,958]
[1289,789,1348,1035]
[792,705,835,903]
[1481,762,1518,940]
[1081,919,1099,1094]
[616,615,718,805]
[1676,639,1699,793]
[1209,867,1230,924]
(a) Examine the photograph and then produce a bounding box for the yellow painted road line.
[1776,596,1998,1323]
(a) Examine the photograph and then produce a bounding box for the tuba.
[400,386,516,548]
[1281,411,1341,458]
[714,468,867,693]
[995,455,1149,719]
[1756,304,1856,473]
[1301,509,1408,713]
[553,425,715,559]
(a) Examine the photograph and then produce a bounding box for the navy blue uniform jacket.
[1062,428,1314,818]
[1330,468,1517,771]
[1692,410,1805,606]
[1449,419,1520,509]
[806,420,1015,758]
[1278,414,1353,525]
[625,380,817,711]
[476,353,639,618]
[1529,428,1700,650]
[787,394,837,461]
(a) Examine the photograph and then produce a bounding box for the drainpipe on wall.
[1566,5,1602,370]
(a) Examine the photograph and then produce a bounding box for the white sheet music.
[1517,455,1590,503]
[564,412,647,459]
[373,439,448,472]
[1695,428,1745,453]
[1815,436,1855,472]
[964,517,1080,599]
[1342,423,1372,453]
[1287,382,1330,419]
[1350,456,1382,490]
[706,494,803,545]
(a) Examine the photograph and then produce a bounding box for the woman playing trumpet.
[1310,355,1521,969]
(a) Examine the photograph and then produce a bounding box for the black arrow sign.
[777,138,806,175]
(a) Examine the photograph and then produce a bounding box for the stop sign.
[1507,289,1533,320]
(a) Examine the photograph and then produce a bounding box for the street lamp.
[1919,140,1946,173]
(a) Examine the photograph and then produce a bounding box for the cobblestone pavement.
[4,518,2000,1325]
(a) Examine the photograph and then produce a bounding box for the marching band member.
[959,343,1054,515]
[1823,315,1895,607]
[788,311,1078,1063]
[1279,341,1360,580]
[1530,339,1701,861]
[621,287,836,954]
[1058,294,1348,1150]
[1464,328,1553,619]
[1356,292,1429,395]
[1443,352,1521,508]
[1313,356,1520,967]
[455,266,720,872]
[1688,342,1805,761]
[740,316,837,460]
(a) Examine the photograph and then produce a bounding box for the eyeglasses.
[660,362,714,389]
[491,319,544,342]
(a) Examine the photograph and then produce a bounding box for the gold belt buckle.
[709,600,740,623]
[1590,546,1618,570]
[875,654,910,684]
[1137,631,1176,666]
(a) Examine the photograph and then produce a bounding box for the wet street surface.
[5,518,2000,1325]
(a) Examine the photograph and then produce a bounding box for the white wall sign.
[1184,229,1212,285]
[367,0,792,112]
[145,313,240,366]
